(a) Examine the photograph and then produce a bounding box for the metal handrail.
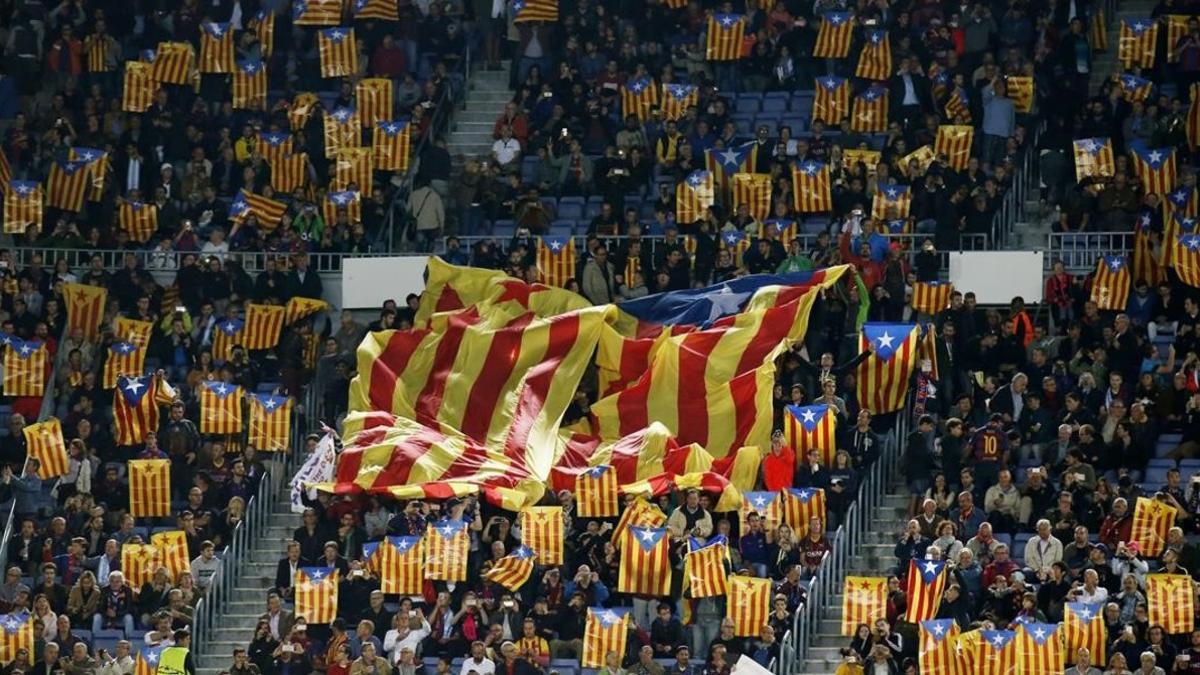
[4,248,394,275]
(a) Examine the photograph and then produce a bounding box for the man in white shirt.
[383,610,431,664]
[491,125,521,171]
[1023,518,1063,581]
[459,640,495,675]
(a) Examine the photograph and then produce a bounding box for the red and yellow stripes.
[128,459,171,517]
[249,395,292,451]
[200,381,244,435]
[3,340,46,397]
[150,530,191,580]
[518,506,563,565]
[684,537,729,598]
[581,609,629,668]
[294,567,339,624]
[364,536,423,595]
[1132,496,1176,557]
[617,526,671,595]
[244,303,285,350]
[1147,573,1194,634]
[424,520,469,581]
[726,575,771,636]
[24,418,68,479]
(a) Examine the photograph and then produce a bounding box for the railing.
[1046,231,1134,273]
[988,118,1045,249]
[5,248,394,275]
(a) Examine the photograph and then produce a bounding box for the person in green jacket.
[776,239,814,273]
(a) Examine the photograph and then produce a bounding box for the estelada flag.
[855,29,892,81]
[425,519,469,581]
[1174,234,1200,288]
[119,201,158,242]
[3,339,46,397]
[248,394,292,451]
[151,42,195,84]
[719,230,751,268]
[333,147,374,197]
[899,145,936,178]
[511,0,559,21]
[353,0,399,20]
[1015,622,1063,675]
[841,576,888,635]
[850,86,888,133]
[934,125,974,171]
[844,148,881,174]
[115,375,175,446]
[1132,495,1176,557]
[684,536,729,598]
[483,544,537,591]
[249,10,276,56]
[618,526,671,595]
[706,13,746,61]
[294,567,339,624]
[943,86,971,123]
[1119,18,1158,68]
[1091,11,1109,51]
[519,506,563,565]
[259,132,294,166]
[1089,255,1131,310]
[324,106,362,158]
[1167,15,1190,62]
[872,182,912,220]
[293,0,343,26]
[4,181,43,234]
[243,303,285,350]
[912,281,954,315]
[575,465,619,517]
[115,317,154,347]
[784,404,837,466]
[537,236,576,288]
[150,530,191,579]
[612,498,667,548]
[1073,137,1115,181]
[103,341,145,389]
[976,629,1018,675]
[270,153,309,193]
[356,78,393,126]
[1006,76,1034,114]
[581,608,629,668]
[123,62,156,112]
[1190,84,1200,150]
[63,281,106,338]
[198,22,235,73]
[69,147,108,201]
[732,172,771,220]
[621,76,658,121]
[1163,210,1197,267]
[128,458,171,517]
[211,318,244,362]
[1133,213,1165,287]
[676,170,715,225]
[857,323,919,414]
[323,190,362,226]
[1130,143,1177,197]
[318,28,358,78]
[200,381,244,435]
[232,59,267,109]
[290,92,321,131]
[285,297,329,325]
[1117,72,1154,102]
[727,575,771,636]
[23,418,67,479]
[0,611,34,665]
[905,559,947,623]
[661,84,698,121]
[363,536,423,595]
[812,76,850,126]
[47,159,91,212]
[763,218,797,248]
[1147,573,1195,634]
[706,143,757,191]
[813,12,853,58]
[134,646,164,675]
[740,492,782,533]
[1064,605,1106,670]
[792,160,832,213]
[121,543,158,589]
[373,119,411,171]
[919,619,960,675]
[779,487,826,537]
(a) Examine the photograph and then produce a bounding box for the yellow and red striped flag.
[720,230,751,268]
[69,147,108,201]
[324,106,361,158]
[198,22,235,73]
[425,520,469,581]
[200,381,244,435]
[47,159,90,212]
[784,404,837,466]
[812,75,850,125]
[270,153,309,193]
[793,160,832,213]
[121,543,158,589]
[293,0,343,25]
[128,458,171,517]
[1167,15,1190,61]
[4,181,43,233]
[1134,213,1165,287]
[1189,84,1200,150]
[676,170,715,225]
[661,84,698,121]
[258,132,293,166]
[249,10,276,56]
[779,488,826,538]
[706,13,745,61]
[1015,622,1062,675]
[731,172,771,220]
[0,147,10,191]
[248,394,292,451]
[1130,143,1177,197]
[352,0,399,20]
[763,218,797,248]
[333,147,374,197]
[1089,255,1131,310]
[621,77,658,121]
[943,85,972,123]
[115,317,153,348]
[356,78,393,126]
[519,506,563,565]
[684,536,729,598]
[63,281,106,338]
[905,559,947,623]
[115,375,175,447]
[615,500,667,551]
[1132,495,1176,557]
[373,119,411,171]
[813,12,853,58]
[912,281,954,315]
[150,530,191,579]
[364,536,423,595]
[581,608,629,668]
[0,611,35,665]
[23,418,67,479]
[919,619,960,675]
[232,59,267,109]
[843,148,881,175]
[285,297,329,325]
[618,526,671,595]
[872,182,912,219]
[1091,11,1109,51]
[3,340,45,397]
[856,29,892,80]
[323,190,362,225]
[151,42,195,85]
[576,466,620,517]
[850,86,889,133]
[741,492,782,533]
[318,28,358,78]
[123,62,156,112]
[483,544,537,591]
[290,92,320,131]
[230,190,288,228]
[841,576,888,635]
[705,143,756,192]
[536,236,576,288]
[1073,138,1115,181]
[726,575,771,636]
[1117,72,1154,102]
[103,341,145,389]
[1147,573,1195,634]
[934,125,974,171]
[976,630,1018,675]
[1119,19,1158,68]
[1174,234,1200,288]
[243,303,285,350]
[295,567,339,624]
[899,145,936,178]
[211,318,244,362]
[512,0,559,21]
[858,323,919,413]
[134,646,164,675]
[119,201,158,243]
[1064,603,1104,666]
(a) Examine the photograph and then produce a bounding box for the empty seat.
[558,202,583,221]
[549,221,575,237]
[761,98,788,113]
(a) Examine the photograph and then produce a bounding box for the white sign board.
[948,251,1044,305]
[342,256,430,309]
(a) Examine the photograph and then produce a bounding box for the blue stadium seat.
[540,196,558,214]
[1181,459,1200,475]
[558,202,583,221]
[549,221,575,237]
[791,94,814,113]
[94,629,125,640]
[761,98,788,113]
[491,220,516,239]
[735,96,761,113]
[1145,467,1171,487]
[1148,458,1176,468]
[994,533,1013,549]
[754,114,780,132]
[75,630,92,645]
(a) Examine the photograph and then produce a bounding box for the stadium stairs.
[1089,0,1155,96]
[448,59,514,161]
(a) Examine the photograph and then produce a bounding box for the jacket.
[409,186,444,232]
[349,657,392,675]
[984,484,1021,518]
[581,258,615,304]
[1023,535,1064,573]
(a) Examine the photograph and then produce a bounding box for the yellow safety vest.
[158,647,189,675]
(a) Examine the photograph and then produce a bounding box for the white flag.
[290,432,338,513]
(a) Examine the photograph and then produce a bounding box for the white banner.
[290,432,339,513]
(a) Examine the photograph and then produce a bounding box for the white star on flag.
[719,148,742,168]
[1033,627,1046,640]
[720,15,735,26]
[264,398,278,410]
[800,409,817,424]
[124,379,145,395]
[705,285,750,321]
[922,561,939,575]
[1148,150,1163,164]
[876,332,895,349]
[639,528,656,542]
